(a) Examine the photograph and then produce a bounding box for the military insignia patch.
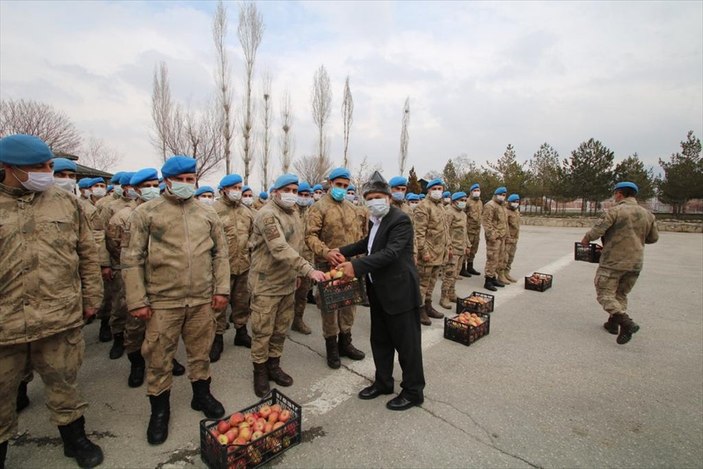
[264,224,280,241]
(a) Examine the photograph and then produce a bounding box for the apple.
[217,420,230,434]
[218,434,229,445]
[253,419,266,432]
[233,437,248,446]
[259,405,271,419]
[225,428,238,442]
[245,414,257,426]
[238,421,250,430]
[271,404,282,414]
[264,423,273,434]
[229,412,245,426]
[272,421,285,430]
[279,410,291,423]
[251,430,264,441]
[268,412,279,424]
[239,427,252,442]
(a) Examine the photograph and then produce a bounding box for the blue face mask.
[391,192,405,201]
[330,187,346,202]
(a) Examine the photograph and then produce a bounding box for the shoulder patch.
[264,223,281,241]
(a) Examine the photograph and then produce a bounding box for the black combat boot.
[338,332,365,360]
[425,300,444,319]
[492,276,506,288]
[109,332,124,360]
[57,416,104,468]
[126,351,145,388]
[234,326,252,348]
[325,336,341,369]
[172,359,185,376]
[615,313,640,345]
[459,260,472,278]
[467,262,481,276]
[419,307,432,326]
[253,362,270,397]
[306,289,316,304]
[603,316,619,335]
[147,391,170,445]
[98,318,112,343]
[16,380,29,413]
[267,357,293,386]
[1,440,7,469]
[209,334,224,363]
[190,378,225,418]
[483,276,497,292]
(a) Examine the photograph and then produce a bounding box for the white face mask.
[496,194,506,203]
[91,187,107,198]
[13,168,54,192]
[313,193,322,201]
[391,191,405,201]
[227,190,242,202]
[126,188,139,200]
[140,187,160,202]
[456,201,467,210]
[242,196,254,206]
[199,197,215,205]
[409,203,419,209]
[443,197,451,204]
[510,202,519,209]
[54,177,76,193]
[278,192,297,208]
[297,196,312,206]
[430,189,443,200]
[169,181,196,199]
[367,198,390,218]
[345,194,355,202]
[471,190,481,199]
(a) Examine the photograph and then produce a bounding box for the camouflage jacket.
[305,194,364,265]
[445,205,468,255]
[414,196,450,266]
[482,198,508,240]
[465,197,483,234]
[506,207,521,243]
[121,191,230,311]
[354,204,369,237]
[95,192,118,209]
[296,204,314,263]
[98,196,136,266]
[249,199,314,296]
[106,202,141,268]
[77,196,110,266]
[392,199,413,219]
[584,197,658,271]
[253,199,267,211]
[213,198,255,276]
[0,184,103,345]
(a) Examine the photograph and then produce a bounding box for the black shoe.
[147,392,170,445]
[1,440,7,469]
[267,357,293,386]
[603,316,619,335]
[16,380,29,413]
[338,332,365,360]
[616,315,640,345]
[358,384,393,400]
[467,262,481,276]
[253,363,270,398]
[109,333,124,360]
[190,378,225,418]
[492,277,506,288]
[127,351,145,388]
[57,416,104,468]
[425,301,444,319]
[483,277,497,292]
[234,327,252,348]
[98,318,112,343]
[459,261,472,278]
[325,336,341,369]
[172,359,185,377]
[209,334,224,363]
[386,394,423,411]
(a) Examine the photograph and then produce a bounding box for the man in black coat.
[335,171,425,411]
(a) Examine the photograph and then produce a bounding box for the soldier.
[0,135,105,468]
[312,183,324,202]
[194,186,215,205]
[460,183,483,277]
[122,156,229,444]
[77,178,93,202]
[106,184,114,197]
[210,174,255,362]
[249,174,326,396]
[388,176,412,216]
[481,186,508,292]
[292,182,315,334]
[254,191,268,210]
[413,179,450,325]
[503,194,521,283]
[85,178,108,204]
[306,167,366,368]
[241,185,255,208]
[442,191,451,207]
[407,193,420,210]
[581,182,658,345]
[440,192,469,309]
[346,184,357,203]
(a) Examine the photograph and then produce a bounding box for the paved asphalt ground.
[6,226,703,469]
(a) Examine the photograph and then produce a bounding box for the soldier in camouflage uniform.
[194,186,215,206]
[481,187,508,292]
[254,191,268,210]
[413,178,450,325]
[581,182,658,345]
[292,182,315,334]
[389,176,413,217]
[460,183,483,277]
[503,194,521,283]
[211,174,255,361]
[84,177,108,205]
[249,174,326,396]
[440,192,469,309]
[306,167,366,368]
[122,156,229,445]
[241,185,256,209]
[0,135,105,468]
[95,172,123,210]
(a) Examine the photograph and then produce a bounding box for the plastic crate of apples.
[444,312,491,346]
[317,267,368,314]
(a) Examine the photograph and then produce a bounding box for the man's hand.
[337,261,356,280]
[580,235,590,247]
[131,306,153,320]
[308,270,327,283]
[83,307,98,322]
[325,249,346,267]
[211,295,229,312]
[101,267,113,281]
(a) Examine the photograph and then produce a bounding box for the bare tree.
[213,0,234,174]
[294,154,332,186]
[399,97,410,175]
[341,75,354,168]
[353,155,382,188]
[259,72,272,188]
[151,62,174,162]
[278,90,294,173]
[0,98,82,154]
[80,136,121,171]
[238,1,265,183]
[311,65,332,166]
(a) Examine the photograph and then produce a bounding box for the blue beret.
[78,178,93,189]
[242,185,252,194]
[259,191,268,199]
[273,173,299,190]
[442,191,451,198]
[0,134,54,165]
[220,173,243,189]
[347,184,356,192]
[86,177,104,188]
[419,194,426,199]
[161,155,196,178]
[130,168,159,187]
[298,181,312,193]
[312,184,323,192]
[405,192,415,200]
[494,186,507,195]
[407,193,420,201]
[52,157,77,173]
[614,181,638,194]
[111,172,124,184]
[117,172,134,186]
[507,194,520,202]
[195,186,215,197]
[107,185,114,192]
[389,176,408,188]
[452,191,467,201]
[329,167,351,181]
[470,183,480,191]
[426,178,444,190]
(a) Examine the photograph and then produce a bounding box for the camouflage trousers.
[142,303,216,396]
[294,276,313,318]
[466,230,481,262]
[216,272,251,334]
[504,240,518,272]
[418,263,443,302]
[109,271,128,334]
[97,276,113,320]
[250,293,295,364]
[0,327,88,442]
[594,266,640,317]
[484,237,506,278]
[441,255,464,301]
[124,314,146,355]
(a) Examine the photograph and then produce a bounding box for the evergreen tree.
[658,130,703,214]
[613,153,655,200]
[442,159,460,192]
[563,138,614,214]
[527,142,561,212]
[407,166,422,194]
[486,144,530,195]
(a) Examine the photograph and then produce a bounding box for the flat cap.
[0,134,54,165]
[161,155,196,178]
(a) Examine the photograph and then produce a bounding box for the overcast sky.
[1,0,701,189]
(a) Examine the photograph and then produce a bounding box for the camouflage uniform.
[413,196,450,302]
[481,197,508,278]
[504,206,521,274]
[121,191,230,396]
[440,204,468,303]
[293,204,315,324]
[354,203,369,237]
[465,197,483,263]
[0,184,102,443]
[253,198,267,210]
[305,194,364,338]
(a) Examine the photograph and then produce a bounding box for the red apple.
[264,423,273,434]
[233,437,248,446]
[238,421,250,430]
[229,412,245,426]
[279,410,291,423]
[272,421,285,430]
[218,434,229,445]
[259,405,271,419]
[253,419,266,432]
[245,414,257,426]
[217,420,230,434]
[251,430,264,441]
[225,428,238,443]
[268,412,279,424]
[271,404,282,414]
[239,427,252,442]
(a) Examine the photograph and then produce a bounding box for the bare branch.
[311,65,332,169]
[399,97,410,175]
[293,154,332,186]
[80,136,121,172]
[150,62,173,162]
[213,0,234,174]
[278,89,294,173]
[259,72,272,189]
[341,75,354,168]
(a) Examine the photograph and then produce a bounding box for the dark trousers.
[367,283,425,401]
